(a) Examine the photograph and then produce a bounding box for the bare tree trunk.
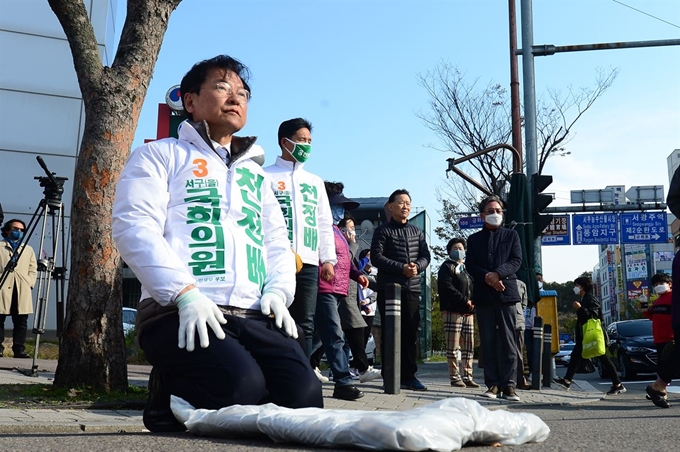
[49,0,181,391]
[54,95,135,390]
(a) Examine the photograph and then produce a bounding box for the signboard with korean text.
[624,244,648,280]
[606,185,625,206]
[541,215,570,246]
[572,213,619,245]
[458,216,484,230]
[620,212,667,244]
[626,280,649,301]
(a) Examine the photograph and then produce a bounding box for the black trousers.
[288,264,319,357]
[140,312,323,411]
[363,315,375,347]
[345,327,369,372]
[657,328,680,384]
[0,288,28,354]
[565,340,621,386]
[377,289,420,381]
[476,303,517,389]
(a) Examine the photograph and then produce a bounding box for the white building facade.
[595,149,678,324]
[0,0,120,335]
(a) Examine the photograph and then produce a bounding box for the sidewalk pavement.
[0,356,604,434]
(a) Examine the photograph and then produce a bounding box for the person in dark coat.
[646,167,680,408]
[553,276,626,396]
[465,195,522,401]
[370,189,430,391]
[437,237,478,388]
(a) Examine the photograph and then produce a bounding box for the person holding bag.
[553,276,626,396]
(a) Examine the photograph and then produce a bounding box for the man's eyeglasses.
[213,81,251,104]
[10,227,25,232]
[484,209,503,214]
[396,202,411,208]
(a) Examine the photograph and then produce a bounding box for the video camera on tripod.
[35,155,68,207]
[0,156,68,377]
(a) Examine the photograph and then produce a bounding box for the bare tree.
[431,187,475,262]
[536,68,618,174]
[48,0,182,391]
[417,61,617,245]
[418,63,514,202]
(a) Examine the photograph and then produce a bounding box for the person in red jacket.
[644,273,674,375]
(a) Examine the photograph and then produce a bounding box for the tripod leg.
[21,204,59,377]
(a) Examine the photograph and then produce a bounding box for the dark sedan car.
[596,319,656,379]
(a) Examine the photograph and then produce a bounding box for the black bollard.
[531,316,543,390]
[542,324,552,388]
[383,283,401,394]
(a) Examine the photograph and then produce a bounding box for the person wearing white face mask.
[437,237,479,388]
[553,276,625,396]
[264,118,337,363]
[643,273,674,408]
[465,195,522,401]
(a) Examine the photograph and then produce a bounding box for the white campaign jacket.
[112,121,296,310]
[263,157,336,266]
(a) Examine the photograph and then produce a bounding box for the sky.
[122,0,680,284]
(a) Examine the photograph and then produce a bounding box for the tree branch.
[47,0,103,99]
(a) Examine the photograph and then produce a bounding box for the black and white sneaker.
[553,377,571,390]
[502,386,521,402]
[606,384,626,395]
[481,386,499,399]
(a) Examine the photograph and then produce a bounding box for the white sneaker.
[350,368,361,380]
[359,366,382,383]
[314,367,329,383]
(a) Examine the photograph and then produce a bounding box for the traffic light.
[532,173,554,236]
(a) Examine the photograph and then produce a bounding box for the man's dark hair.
[573,276,593,293]
[446,237,467,253]
[180,55,251,121]
[1,218,27,238]
[278,118,313,143]
[651,272,672,285]
[388,189,411,203]
[324,181,344,197]
[359,249,370,260]
[479,195,504,214]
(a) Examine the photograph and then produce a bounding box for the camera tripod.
[0,156,68,377]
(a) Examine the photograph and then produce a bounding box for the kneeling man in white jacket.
[113,55,322,433]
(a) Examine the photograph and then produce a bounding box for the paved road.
[1,357,678,451]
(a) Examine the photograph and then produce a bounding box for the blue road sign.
[572,213,619,245]
[458,216,484,229]
[541,215,570,246]
[620,212,668,244]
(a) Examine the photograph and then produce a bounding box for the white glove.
[176,288,227,352]
[260,290,298,339]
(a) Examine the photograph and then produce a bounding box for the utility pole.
[519,0,540,271]
[508,0,523,155]
[517,0,680,274]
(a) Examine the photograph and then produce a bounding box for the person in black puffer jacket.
[370,189,430,391]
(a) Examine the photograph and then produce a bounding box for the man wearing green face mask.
[264,118,337,375]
